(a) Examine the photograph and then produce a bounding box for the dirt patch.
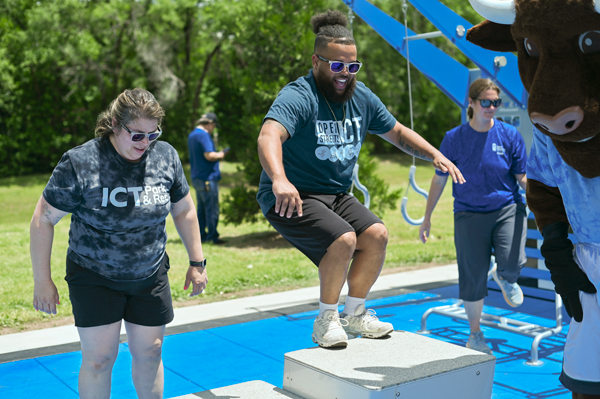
[1,315,75,335]
[171,283,321,309]
[0,285,316,335]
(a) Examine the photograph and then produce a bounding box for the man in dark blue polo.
[188,112,228,244]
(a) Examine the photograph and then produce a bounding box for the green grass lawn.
[0,153,455,333]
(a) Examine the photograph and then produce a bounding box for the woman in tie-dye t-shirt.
[30,88,208,398]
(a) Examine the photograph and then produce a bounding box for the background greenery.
[0,0,483,332]
[0,155,455,333]
[0,0,483,220]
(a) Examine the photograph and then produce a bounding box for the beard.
[315,72,357,104]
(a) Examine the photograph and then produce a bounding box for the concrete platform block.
[283,331,496,399]
[171,380,304,398]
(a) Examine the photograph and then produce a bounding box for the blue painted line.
[35,350,81,395]
[0,358,79,399]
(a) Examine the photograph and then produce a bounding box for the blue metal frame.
[342,0,534,225]
[405,0,527,108]
[341,0,528,109]
[341,0,470,108]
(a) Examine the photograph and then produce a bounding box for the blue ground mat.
[0,286,572,398]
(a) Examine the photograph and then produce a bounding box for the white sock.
[319,301,339,316]
[343,296,366,316]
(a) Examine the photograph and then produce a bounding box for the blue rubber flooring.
[0,285,572,398]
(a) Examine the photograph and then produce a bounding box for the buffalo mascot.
[466,0,600,397]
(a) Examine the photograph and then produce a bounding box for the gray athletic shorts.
[454,203,527,301]
[264,192,383,266]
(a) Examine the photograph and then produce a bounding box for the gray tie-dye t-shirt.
[43,138,189,281]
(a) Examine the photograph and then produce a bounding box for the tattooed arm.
[380,121,465,184]
[257,118,303,218]
[30,196,68,314]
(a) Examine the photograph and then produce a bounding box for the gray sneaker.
[491,265,524,307]
[312,310,349,348]
[466,331,493,354]
[341,304,394,339]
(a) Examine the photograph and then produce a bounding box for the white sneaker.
[466,331,493,355]
[312,310,349,348]
[491,265,524,307]
[341,304,394,338]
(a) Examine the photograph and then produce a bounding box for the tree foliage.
[0,0,483,223]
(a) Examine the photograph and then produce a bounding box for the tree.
[219,0,478,225]
[0,0,484,228]
[0,0,230,175]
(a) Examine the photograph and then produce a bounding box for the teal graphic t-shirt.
[257,69,397,215]
[43,138,190,281]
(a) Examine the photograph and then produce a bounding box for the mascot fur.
[466,0,600,397]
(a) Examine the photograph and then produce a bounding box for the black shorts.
[65,254,174,328]
[264,192,383,266]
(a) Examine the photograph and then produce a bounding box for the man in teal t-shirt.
[257,10,464,348]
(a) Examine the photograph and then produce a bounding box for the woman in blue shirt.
[419,78,528,354]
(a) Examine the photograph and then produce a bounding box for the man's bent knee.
[328,232,357,258]
[360,223,388,248]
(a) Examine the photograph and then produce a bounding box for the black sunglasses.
[316,54,362,74]
[476,98,502,108]
[120,123,162,142]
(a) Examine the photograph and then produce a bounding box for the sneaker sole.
[345,327,394,339]
[466,342,493,355]
[312,333,348,348]
[492,268,523,307]
[501,289,523,308]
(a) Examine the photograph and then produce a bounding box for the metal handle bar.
[351,164,370,209]
[401,165,428,226]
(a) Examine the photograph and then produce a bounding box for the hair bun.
[311,10,348,34]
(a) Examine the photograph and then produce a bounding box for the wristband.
[190,259,206,268]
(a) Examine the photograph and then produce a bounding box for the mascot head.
[467,0,600,178]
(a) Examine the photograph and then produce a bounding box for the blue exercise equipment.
[343,0,534,225]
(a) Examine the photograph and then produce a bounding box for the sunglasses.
[316,55,362,74]
[476,98,502,108]
[120,123,162,142]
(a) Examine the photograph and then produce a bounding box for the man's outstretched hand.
[432,154,465,185]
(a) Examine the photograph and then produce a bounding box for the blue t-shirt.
[43,138,190,281]
[527,126,600,243]
[436,121,527,213]
[257,69,397,215]
[188,127,220,181]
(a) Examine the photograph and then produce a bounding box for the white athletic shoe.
[312,310,349,348]
[341,304,394,338]
[466,331,493,355]
[491,265,524,307]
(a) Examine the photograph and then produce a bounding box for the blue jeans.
[192,179,220,242]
